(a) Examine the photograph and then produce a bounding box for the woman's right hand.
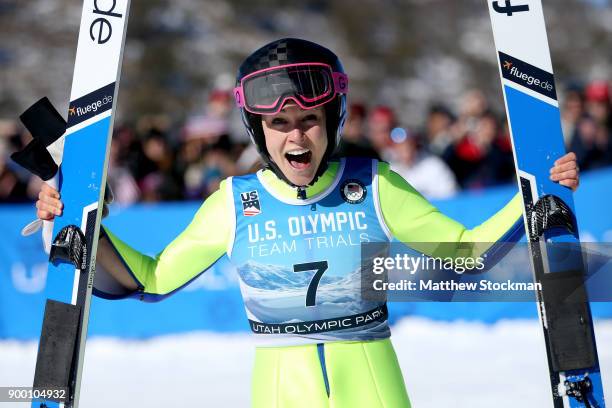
[36,183,63,220]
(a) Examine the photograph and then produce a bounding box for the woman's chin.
[281,163,317,187]
[286,173,315,187]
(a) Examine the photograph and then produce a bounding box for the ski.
[12,1,131,407]
[487,1,605,407]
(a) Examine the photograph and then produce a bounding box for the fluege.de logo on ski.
[503,61,553,93]
[69,95,113,118]
[67,82,117,127]
[241,190,261,216]
[498,51,557,100]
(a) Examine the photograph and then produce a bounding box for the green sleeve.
[376,161,523,257]
[103,179,232,297]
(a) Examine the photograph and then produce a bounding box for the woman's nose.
[286,127,305,143]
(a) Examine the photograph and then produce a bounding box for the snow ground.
[2,318,611,407]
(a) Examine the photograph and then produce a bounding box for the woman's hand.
[36,183,63,220]
[550,152,580,191]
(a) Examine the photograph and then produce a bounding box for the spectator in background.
[569,81,612,171]
[335,103,380,159]
[454,89,489,139]
[138,127,182,201]
[561,85,585,146]
[177,90,237,199]
[0,136,29,202]
[3,81,611,204]
[570,115,612,171]
[441,90,515,189]
[366,105,397,161]
[424,104,455,156]
[181,94,238,199]
[182,90,234,153]
[107,127,141,205]
[209,88,251,146]
[207,89,234,119]
[389,130,458,199]
[0,120,33,202]
[186,89,240,151]
[235,143,263,174]
[584,80,611,129]
[443,110,514,189]
[197,148,237,196]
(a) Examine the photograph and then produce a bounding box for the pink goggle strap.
[234,86,245,108]
[332,72,349,94]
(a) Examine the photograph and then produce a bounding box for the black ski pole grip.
[11,97,67,180]
[19,97,67,147]
[10,140,58,181]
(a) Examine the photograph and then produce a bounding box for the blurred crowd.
[1,80,611,204]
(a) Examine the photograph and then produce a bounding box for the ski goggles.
[234,63,349,115]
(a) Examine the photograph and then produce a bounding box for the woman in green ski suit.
[35,38,580,407]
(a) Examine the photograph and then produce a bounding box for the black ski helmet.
[235,38,348,186]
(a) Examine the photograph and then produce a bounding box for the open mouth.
[285,148,312,170]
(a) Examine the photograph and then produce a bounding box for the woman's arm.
[376,151,579,259]
[98,181,231,300]
[377,161,523,259]
[36,180,232,300]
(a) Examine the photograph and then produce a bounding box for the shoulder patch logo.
[340,180,366,204]
[240,190,261,216]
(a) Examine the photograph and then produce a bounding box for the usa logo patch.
[340,180,366,204]
[240,190,261,216]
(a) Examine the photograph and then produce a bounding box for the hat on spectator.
[585,80,610,103]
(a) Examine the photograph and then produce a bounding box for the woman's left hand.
[549,152,580,191]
